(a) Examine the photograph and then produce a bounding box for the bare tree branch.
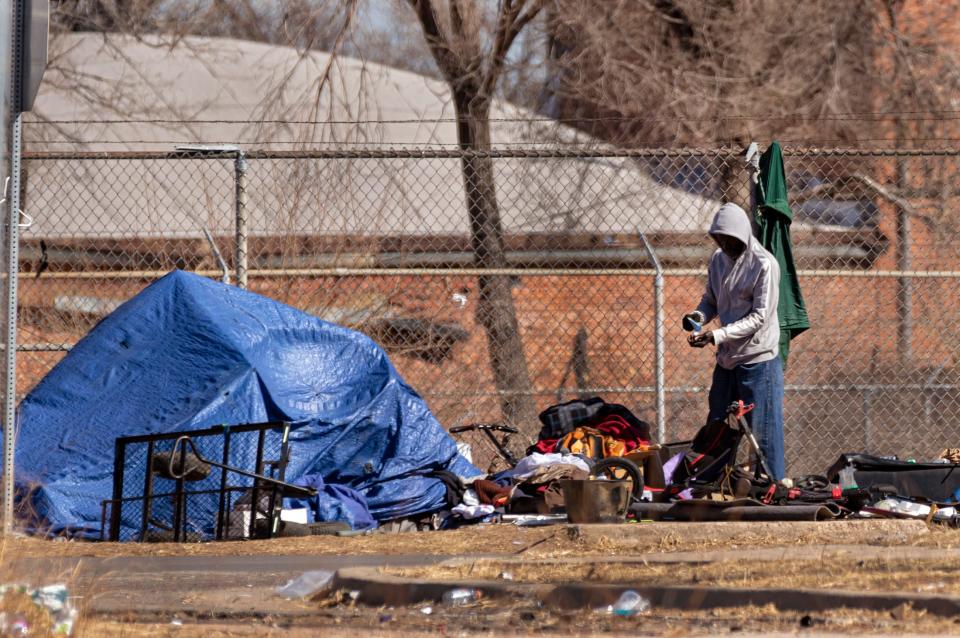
[406,0,463,84]
[481,0,546,100]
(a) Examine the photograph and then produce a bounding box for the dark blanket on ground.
[631,498,841,522]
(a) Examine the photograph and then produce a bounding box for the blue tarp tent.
[14,270,479,538]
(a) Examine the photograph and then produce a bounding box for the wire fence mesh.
[15,146,960,476]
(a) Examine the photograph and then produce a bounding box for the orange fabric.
[556,426,628,460]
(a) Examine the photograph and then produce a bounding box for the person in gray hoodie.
[683,203,785,480]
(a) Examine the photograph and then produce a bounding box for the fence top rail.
[22,147,739,161]
[22,146,960,161]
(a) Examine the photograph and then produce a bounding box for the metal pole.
[639,233,665,443]
[234,151,248,289]
[862,389,873,453]
[895,160,912,367]
[108,437,126,542]
[890,13,913,369]
[0,4,10,196]
[2,124,18,536]
[3,0,25,535]
[201,227,230,285]
[0,1,12,538]
[745,142,761,232]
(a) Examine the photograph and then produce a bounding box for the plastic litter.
[274,570,334,599]
[8,614,29,635]
[863,498,960,522]
[598,590,651,616]
[502,513,568,527]
[870,498,930,517]
[441,588,482,605]
[838,465,858,491]
[0,583,76,636]
[420,606,433,615]
[935,506,958,522]
[498,571,514,581]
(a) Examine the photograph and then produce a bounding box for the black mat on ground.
[630,498,841,522]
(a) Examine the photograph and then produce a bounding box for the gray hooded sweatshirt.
[694,203,780,370]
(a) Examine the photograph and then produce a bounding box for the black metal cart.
[102,421,315,542]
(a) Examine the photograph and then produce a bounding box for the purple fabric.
[286,474,377,530]
[662,452,684,485]
[662,452,693,500]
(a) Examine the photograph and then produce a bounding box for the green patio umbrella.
[754,141,810,369]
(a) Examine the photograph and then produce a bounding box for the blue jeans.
[707,357,786,480]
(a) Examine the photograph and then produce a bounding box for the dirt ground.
[388,554,960,594]
[6,521,960,636]
[79,600,960,637]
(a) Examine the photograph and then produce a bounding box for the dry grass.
[387,555,960,594]
[4,520,960,562]
[0,525,581,560]
[76,621,326,637]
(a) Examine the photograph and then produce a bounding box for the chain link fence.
[14,146,960,476]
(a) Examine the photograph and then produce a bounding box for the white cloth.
[695,203,780,369]
[452,504,495,520]
[461,488,480,507]
[500,452,591,480]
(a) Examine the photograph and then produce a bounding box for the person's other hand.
[688,331,714,348]
[682,312,702,332]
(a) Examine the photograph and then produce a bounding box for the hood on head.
[708,203,752,246]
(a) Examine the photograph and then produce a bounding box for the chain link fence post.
[234,150,248,290]
[2,0,27,535]
[639,233,665,443]
[895,157,912,367]
[3,126,22,537]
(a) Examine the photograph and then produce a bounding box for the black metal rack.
[102,421,310,542]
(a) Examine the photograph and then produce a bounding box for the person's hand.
[688,331,714,348]
[682,312,703,332]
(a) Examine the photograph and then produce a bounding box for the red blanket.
[533,413,649,454]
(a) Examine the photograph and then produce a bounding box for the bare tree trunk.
[455,93,538,449]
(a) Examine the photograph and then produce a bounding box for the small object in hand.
[688,332,712,347]
[681,312,702,332]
